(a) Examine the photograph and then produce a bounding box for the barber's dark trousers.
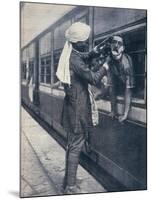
[64,132,85,188]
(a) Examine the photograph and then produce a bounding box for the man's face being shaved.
[111,36,124,60]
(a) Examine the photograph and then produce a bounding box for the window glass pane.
[46,59,50,65]
[40,56,51,84]
[41,59,45,65]
[130,52,145,99]
[46,66,51,74]
[40,57,45,84]
[53,51,61,82]
[124,28,146,52]
[94,7,146,36]
[46,75,51,84]
[41,66,45,75]
[124,28,146,100]
[40,75,44,83]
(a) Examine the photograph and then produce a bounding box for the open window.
[93,25,146,107]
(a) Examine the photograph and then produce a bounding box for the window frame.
[39,53,51,86]
[93,22,147,108]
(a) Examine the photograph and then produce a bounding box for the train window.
[93,26,146,105]
[39,56,51,84]
[39,32,51,55]
[22,62,27,80]
[54,20,71,50]
[123,27,146,100]
[93,7,146,37]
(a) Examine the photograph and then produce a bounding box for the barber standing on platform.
[56,22,107,194]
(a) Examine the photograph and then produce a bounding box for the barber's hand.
[118,115,127,123]
[93,45,99,53]
[93,44,105,54]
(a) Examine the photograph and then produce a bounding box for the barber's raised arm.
[79,48,100,63]
[71,55,107,85]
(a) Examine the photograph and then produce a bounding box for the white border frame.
[0,0,150,200]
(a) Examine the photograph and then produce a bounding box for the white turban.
[65,22,91,43]
[56,22,91,85]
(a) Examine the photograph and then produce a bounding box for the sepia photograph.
[20,1,147,198]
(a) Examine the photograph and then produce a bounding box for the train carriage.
[21,5,147,191]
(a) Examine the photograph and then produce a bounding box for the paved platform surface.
[20,107,106,197]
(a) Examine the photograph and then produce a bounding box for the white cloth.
[88,85,99,126]
[56,22,91,85]
[56,41,72,84]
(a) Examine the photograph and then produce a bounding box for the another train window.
[93,7,146,37]
[40,56,51,84]
[123,27,146,100]
[54,20,71,50]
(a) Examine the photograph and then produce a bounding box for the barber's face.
[111,38,124,59]
[73,40,89,52]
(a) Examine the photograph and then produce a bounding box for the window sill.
[116,96,146,109]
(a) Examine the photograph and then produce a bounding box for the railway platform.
[20,107,106,197]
